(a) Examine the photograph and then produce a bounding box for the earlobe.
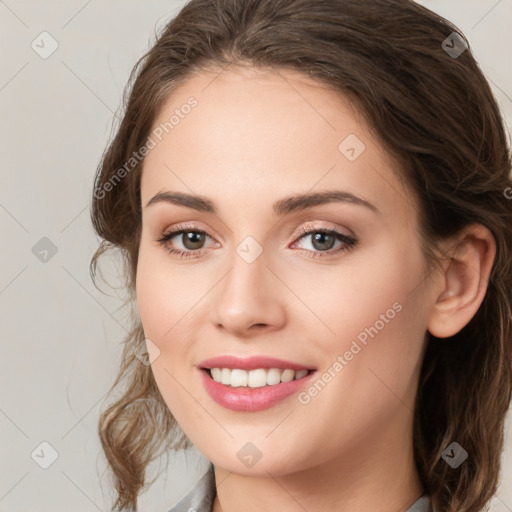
[426,224,496,339]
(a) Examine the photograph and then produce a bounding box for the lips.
[198,355,316,412]
[199,355,313,371]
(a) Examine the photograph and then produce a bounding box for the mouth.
[202,367,314,388]
[197,355,317,411]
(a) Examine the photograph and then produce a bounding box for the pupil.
[312,232,334,251]
[184,231,204,250]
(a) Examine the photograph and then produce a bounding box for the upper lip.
[198,355,315,371]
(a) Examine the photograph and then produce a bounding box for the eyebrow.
[144,189,379,216]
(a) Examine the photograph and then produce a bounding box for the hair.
[90,0,512,510]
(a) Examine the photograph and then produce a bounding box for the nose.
[210,246,287,338]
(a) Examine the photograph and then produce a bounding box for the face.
[136,66,435,476]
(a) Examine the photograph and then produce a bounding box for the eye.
[154,223,219,259]
[290,224,358,259]
[154,222,358,260]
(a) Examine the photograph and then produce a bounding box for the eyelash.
[154,223,358,260]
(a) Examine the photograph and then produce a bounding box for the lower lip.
[199,369,316,412]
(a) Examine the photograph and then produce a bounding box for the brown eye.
[179,231,206,250]
[155,226,218,259]
[292,227,357,258]
[309,232,336,251]
[155,224,357,260]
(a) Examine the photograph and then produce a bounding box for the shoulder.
[406,494,432,512]
[167,465,431,512]
[167,464,216,512]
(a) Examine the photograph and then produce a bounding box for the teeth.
[208,367,310,388]
[295,369,308,379]
[221,368,231,385]
[248,368,267,388]
[211,368,222,382]
[266,368,281,385]
[231,369,247,387]
[281,369,295,382]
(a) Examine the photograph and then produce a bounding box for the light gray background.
[1,1,511,511]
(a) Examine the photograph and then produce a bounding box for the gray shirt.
[168,464,432,512]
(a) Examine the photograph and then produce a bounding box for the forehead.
[147,66,364,155]
[140,66,413,221]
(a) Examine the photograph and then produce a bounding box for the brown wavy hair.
[90,0,512,510]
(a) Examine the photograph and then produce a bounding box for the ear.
[427,223,496,339]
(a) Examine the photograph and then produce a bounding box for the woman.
[90,1,512,511]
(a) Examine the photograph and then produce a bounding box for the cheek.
[135,250,202,419]
[136,260,165,341]
[311,239,427,384]
[135,244,212,365]
[135,245,184,348]
[287,243,418,346]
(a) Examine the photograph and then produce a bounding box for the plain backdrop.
[1,1,511,511]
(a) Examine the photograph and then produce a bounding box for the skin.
[135,66,496,512]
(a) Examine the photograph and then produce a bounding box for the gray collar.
[168,464,432,512]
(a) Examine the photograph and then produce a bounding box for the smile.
[198,356,317,412]
[207,367,310,387]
